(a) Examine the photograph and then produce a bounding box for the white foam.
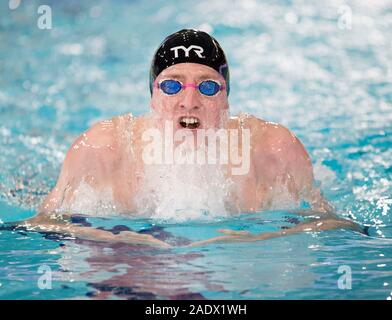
[60,167,303,219]
[59,179,117,216]
[135,162,235,222]
[266,183,300,211]
[313,160,336,185]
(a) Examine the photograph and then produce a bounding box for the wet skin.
[22,63,364,247]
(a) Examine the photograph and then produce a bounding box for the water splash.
[58,179,117,217]
[135,162,235,222]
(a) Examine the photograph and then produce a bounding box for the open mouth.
[179,116,201,129]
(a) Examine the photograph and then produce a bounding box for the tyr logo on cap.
[170,45,205,58]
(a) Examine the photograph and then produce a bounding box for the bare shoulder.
[237,113,314,187]
[239,114,305,154]
[69,113,136,158]
[60,114,137,180]
[76,114,125,148]
[37,114,134,214]
[69,120,115,161]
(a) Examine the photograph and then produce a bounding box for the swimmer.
[21,29,365,247]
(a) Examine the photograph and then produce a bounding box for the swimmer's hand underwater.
[186,215,366,247]
[21,213,172,248]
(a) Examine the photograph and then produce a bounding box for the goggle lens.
[198,80,221,96]
[159,79,182,95]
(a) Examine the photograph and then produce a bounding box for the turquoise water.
[1,0,391,299]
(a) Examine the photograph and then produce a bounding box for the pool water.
[0,0,391,299]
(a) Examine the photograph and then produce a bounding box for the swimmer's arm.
[20,212,171,248]
[37,121,119,213]
[187,217,366,247]
[272,127,338,217]
[189,122,365,247]
[20,122,170,248]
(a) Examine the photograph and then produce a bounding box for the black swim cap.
[149,29,230,96]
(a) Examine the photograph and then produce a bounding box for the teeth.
[181,117,199,124]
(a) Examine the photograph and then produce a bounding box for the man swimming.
[22,29,364,247]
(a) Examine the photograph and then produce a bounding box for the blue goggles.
[156,79,226,96]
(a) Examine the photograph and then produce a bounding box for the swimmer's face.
[150,63,229,130]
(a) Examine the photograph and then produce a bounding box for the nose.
[179,86,201,112]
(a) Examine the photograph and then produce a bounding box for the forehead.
[158,63,223,81]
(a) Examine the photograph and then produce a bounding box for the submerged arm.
[187,217,366,247]
[20,212,171,248]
